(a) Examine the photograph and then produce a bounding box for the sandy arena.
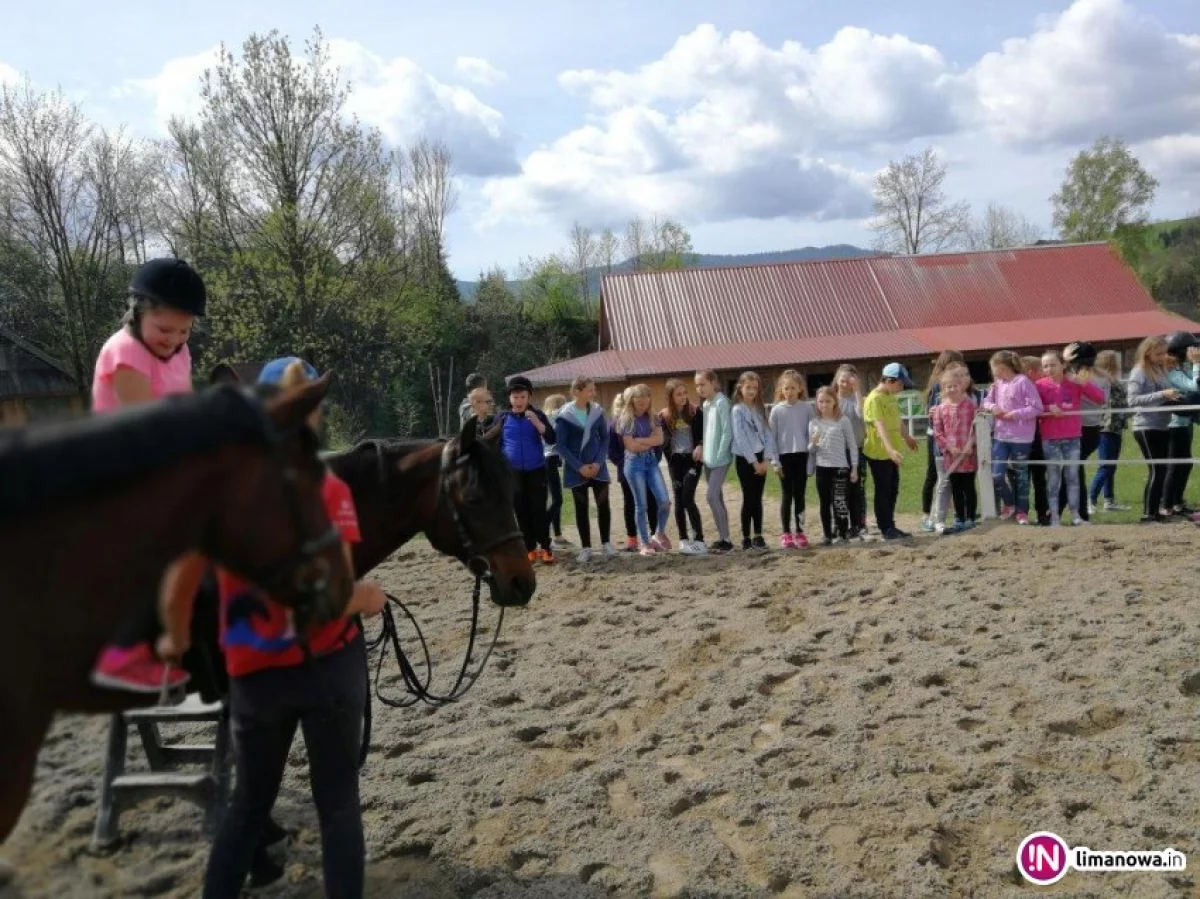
[4,487,1200,898]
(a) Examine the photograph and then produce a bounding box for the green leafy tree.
[1051,137,1158,242]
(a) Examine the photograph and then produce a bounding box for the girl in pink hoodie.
[1035,349,1105,526]
[981,350,1043,524]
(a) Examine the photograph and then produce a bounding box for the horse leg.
[0,708,52,844]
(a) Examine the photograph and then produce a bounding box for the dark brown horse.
[0,378,354,843]
[325,415,536,605]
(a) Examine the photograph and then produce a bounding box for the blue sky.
[2,0,1198,279]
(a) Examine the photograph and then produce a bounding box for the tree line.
[0,28,696,443]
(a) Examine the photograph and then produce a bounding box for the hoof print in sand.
[1046,705,1125,737]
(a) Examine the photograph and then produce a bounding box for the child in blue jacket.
[554,376,616,563]
[492,375,557,563]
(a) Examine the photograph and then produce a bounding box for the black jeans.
[513,467,550,552]
[850,446,868,529]
[546,457,564,537]
[618,472,657,540]
[1164,425,1194,510]
[815,466,852,539]
[1029,425,1049,522]
[950,472,978,522]
[734,456,766,539]
[778,451,809,534]
[571,481,611,548]
[1135,429,1171,518]
[866,457,900,533]
[666,453,704,541]
[921,435,938,517]
[204,635,367,899]
[1059,425,1100,520]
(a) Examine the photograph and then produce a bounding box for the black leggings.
[950,472,978,522]
[571,481,611,548]
[1029,427,1049,521]
[667,453,703,541]
[1164,425,1194,510]
[618,473,658,539]
[513,467,550,552]
[778,452,809,534]
[850,446,867,529]
[866,457,900,533]
[546,457,564,537]
[1135,429,1171,518]
[815,467,852,539]
[205,635,367,899]
[734,456,766,539]
[921,436,938,516]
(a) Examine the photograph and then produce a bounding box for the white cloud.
[0,61,21,88]
[122,39,518,178]
[964,0,1200,148]
[454,57,507,87]
[485,0,1200,232]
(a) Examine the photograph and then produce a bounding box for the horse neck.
[350,442,444,575]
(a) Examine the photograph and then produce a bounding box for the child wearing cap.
[863,363,919,540]
[491,376,557,563]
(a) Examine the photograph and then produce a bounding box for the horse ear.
[265,372,333,430]
[459,414,479,451]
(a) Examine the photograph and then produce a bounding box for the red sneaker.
[91,643,189,695]
[794,532,810,549]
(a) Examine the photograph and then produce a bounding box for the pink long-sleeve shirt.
[981,375,1042,444]
[1035,376,1105,441]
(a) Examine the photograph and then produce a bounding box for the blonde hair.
[279,359,312,388]
[734,371,767,420]
[619,384,652,431]
[695,369,719,385]
[1134,336,1168,380]
[926,350,965,401]
[543,393,567,415]
[989,350,1021,379]
[774,369,807,402]
[610,391,626,420]
[814,386,841,419]
[1020,355,1041,377]
[1094,349,1122,381]
[940,361,969,386]
[834,364,859,395]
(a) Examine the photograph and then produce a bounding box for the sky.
[2,0,1198,280]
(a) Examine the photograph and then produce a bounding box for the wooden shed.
[0,326,83,426]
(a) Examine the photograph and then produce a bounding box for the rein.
[354,434,521,764]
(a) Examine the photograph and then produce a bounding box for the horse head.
[435,415,536,607]
[207,375,355,629]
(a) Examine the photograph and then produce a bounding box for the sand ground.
[4,484,1200,898]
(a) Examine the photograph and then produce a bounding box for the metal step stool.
[90,694,231,852]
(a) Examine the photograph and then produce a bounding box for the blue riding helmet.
[257,356,320,386]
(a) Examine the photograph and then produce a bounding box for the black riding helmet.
[1064,341,1097,368]
[1166,330,1199,359]
[506,375,534,395]
[129,258,207,316]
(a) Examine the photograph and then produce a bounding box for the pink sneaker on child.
[794,532,810,549]
[1000,504,1016,520]
[91,643,190,695]
[779,532,795,549]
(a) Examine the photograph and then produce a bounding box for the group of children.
[483,330,1200,558]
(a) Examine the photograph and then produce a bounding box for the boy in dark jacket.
[491,375,556,562]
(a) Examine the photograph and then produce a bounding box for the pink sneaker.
[639,544,657,557]
[91,643,189,695]
[779,532,795,549]
[651,533,672,552]
[1000,504,1016,520]
[1015,512,1030,526]
[794,532,810,549]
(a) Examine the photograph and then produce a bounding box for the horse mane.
[0,385,278,524]
[324,432,509,497]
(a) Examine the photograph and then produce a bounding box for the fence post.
[975,414,996,520]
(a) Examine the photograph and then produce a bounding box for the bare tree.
[399,136,457,248]
[596,227,619,274]
[967,202,1042,250]
[566,221,596,310]
[624,217,649,270]
[868,147,970,255]
[0,77,150,387]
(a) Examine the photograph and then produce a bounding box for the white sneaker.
[576,548,592,563]
[601,542,618,559]
[1071,516,1089,526]
[689,540,708,555]
[1104,501,1130,512]
[1087,501,1098,516]
[935,522,946,536]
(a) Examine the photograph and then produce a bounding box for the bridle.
[249,400,343,630]
[359,436,524,766]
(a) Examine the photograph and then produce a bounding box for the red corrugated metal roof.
[522,310,1200,387]
[599,242,1159,352]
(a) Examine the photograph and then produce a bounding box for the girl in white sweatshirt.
[769,369,814,548]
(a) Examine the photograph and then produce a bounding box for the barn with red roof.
[519,241,1200,409]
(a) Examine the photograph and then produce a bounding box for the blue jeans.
[1089,431,1122,504]
[624,454,671,544]
[1042,437,1081,517]
[992,440,1032,513]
